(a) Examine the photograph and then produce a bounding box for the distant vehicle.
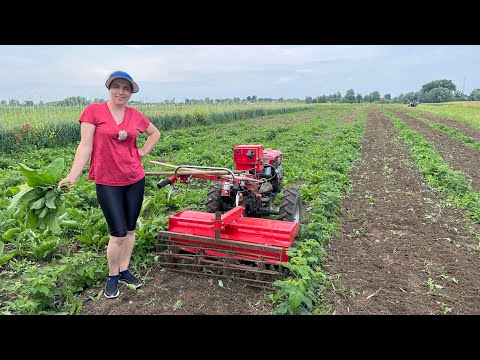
[408,101,418,107]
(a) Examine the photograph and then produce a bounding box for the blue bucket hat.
[105,71,139,93]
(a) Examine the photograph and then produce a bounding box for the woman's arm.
[57,122,96,187]
[138,123,160,157]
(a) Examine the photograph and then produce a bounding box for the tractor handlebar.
[157,175,178,189]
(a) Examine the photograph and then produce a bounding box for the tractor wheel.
[205,183,223,213]
[278,187,301,223]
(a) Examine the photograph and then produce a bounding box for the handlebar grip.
[157,178,172,189]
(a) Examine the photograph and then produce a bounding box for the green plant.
[7,158,67,233]
[173,300,183,311]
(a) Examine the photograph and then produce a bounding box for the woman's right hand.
[57,177,76,191]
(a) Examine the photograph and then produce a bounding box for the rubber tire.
[278,187,301,223]
[205,183,223,213]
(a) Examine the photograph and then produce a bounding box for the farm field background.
[1,101,480,315]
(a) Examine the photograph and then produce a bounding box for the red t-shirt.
[79,102,151,186]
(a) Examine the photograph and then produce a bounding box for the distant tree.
[391,94,405,103]
[343,89,356,103]
[469,89,480,101]
[56,96,89,106]
[305,96,313,104]
[420,79,456,94]
[368,91,381,102]
[355,93,363,103]
[330,92,342,103]
[404,91,418,103]
[423,87,455,103]
[453,90,468,101]
[383,93,391,101]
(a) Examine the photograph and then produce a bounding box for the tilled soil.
[411,110,480,142]
[324,107,480,315]
[80,266,274,315]
[389,109,480,190]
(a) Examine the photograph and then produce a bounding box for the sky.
[1,45,479,103]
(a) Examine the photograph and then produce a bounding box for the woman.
[58,71,161,299]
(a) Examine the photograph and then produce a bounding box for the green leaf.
[77,234,92,244]
[43,158,65,181]
[2,228,20,241]
[304,295,313,309]
[0,251,17,265]
[38,206,48,219]
[289,288,304,309]
[38,285,51,296]
[44,213,61,234]
[7,186,35,212]
[18,163,55,187]
[60,220,79,229]
[17,158,65,187]
[30,197,46,210]
[45,189,59,209]
[26,209,40,228]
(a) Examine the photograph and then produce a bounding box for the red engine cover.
[234,145,264,172]
[233,145,282,172]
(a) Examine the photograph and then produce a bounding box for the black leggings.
[96,177,145,237]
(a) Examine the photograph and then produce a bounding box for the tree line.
[1,79,479,107]
[306,79,480,104]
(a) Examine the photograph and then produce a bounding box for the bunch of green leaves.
[7,158,67,234]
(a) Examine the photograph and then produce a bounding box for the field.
[1,102,480,315]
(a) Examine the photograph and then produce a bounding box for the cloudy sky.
[1,45,479,103]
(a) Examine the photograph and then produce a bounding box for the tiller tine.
[156,206,299,289]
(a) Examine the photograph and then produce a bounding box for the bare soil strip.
[408,109,480,141]
[390,109,480,191]
[339,106,366,125]
[324,107,480,315]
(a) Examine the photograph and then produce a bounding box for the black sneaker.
[104,276,120,299]
[119,269,143,289]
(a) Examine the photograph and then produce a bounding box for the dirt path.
[324,107,480,315]
[390,109,480,191]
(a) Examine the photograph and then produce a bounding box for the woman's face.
[109,78,133,105]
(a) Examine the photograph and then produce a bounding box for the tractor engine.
[205,145,284,217]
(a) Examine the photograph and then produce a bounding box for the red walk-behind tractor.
[145,145,302,287]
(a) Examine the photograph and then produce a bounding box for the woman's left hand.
[138,148,146,157]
